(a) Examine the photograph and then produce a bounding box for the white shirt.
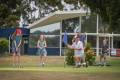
[72,41,84,55]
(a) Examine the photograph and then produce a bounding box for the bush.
[65,42,96,66]
[84,43,96,65]
[0,38,9,55]
[65,48,74,65]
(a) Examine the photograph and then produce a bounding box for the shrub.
[65,42,96,66]
[65,48,74,65]
[84,43,96,65]
[0,38,9,55]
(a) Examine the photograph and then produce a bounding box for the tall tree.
[0,0,30,28]
[64,0,120,33]
[32,0,120,33]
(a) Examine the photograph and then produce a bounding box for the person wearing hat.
[67,35,85,67]
[11,28,22,67]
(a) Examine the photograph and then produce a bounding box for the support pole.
[96,14,99,56]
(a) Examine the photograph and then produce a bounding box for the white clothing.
[72,41,84,57]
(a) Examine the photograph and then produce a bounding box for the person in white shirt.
[67,36,85,67]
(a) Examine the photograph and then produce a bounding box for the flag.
[63,31,68,45]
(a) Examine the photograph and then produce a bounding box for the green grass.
[0,66,120,73]
[0,57,120,73]
[0,56,120,80]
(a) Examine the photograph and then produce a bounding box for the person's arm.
[44,41,47,47]
[37,40,40,48]
[74,48,82,50]
[14,40,17,48]
[16,39,22,52]
[67,44,74,49]
[17,39,22,48]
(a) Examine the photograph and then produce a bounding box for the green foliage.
[85,43,96,65]
[65,48,74,65]
[65,42,96,66]
[0,38,9,54]
[64,0,120,33]
[0,0,29,28]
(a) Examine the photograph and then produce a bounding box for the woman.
[37,34,47,67]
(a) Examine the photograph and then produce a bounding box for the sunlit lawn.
[0,56,120,73]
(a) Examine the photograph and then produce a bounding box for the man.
[67,36,85,67]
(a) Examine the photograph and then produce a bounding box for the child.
[11,28,22,67]
[37,34,47,67]
[100,38,109,66]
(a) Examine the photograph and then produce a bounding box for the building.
[29,10,120,56]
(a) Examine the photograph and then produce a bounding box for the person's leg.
[42,49,47,66]
[100,55,103,65]
[42,54,47,66]
[17,54,21,67]
[74,56,81,67]
[103,55,107,66]
[78,57,81,66]
[38,48,43,66]
[74,56,78,67]
[12,53,16,67]
[16,48,21,67]
[39,55,43,65]
[81,56,86,66]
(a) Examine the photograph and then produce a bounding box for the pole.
[9,35,11,54]
[79,16,82,33]
[96,14,99,56]
[60,21,62,56]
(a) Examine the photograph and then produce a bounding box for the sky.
[19,0,88,33]
[29,0,71,33]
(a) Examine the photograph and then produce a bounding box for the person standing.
[11,28,22,67]
[100,38,109,66]
[37,34,47,67]
[67,36,85,67]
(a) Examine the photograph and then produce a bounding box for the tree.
[64,0,120,33]
[32,0,120,33]
[0,0,30,28]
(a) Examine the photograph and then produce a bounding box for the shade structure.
[29,10,89,29]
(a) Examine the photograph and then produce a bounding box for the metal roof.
[29,10,89,29]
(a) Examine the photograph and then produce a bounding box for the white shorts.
[74,52,84,57]
[37,48,47,56]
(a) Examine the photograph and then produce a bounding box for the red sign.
[116,49,120,57]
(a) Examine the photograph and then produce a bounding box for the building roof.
[29,10,89,29]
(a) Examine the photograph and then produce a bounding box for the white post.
[109,34,111,56]
[96,14,99,56]
[85,32,87,44]
[79,16,82,33]
[60,21,62,56]
[96,34,99,56]
[9,35,11,54]
[111,32,113,49]
[97,14,99,33]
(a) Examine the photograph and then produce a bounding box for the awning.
[29,10,89,29]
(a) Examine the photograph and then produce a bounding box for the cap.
[16,28,22,35]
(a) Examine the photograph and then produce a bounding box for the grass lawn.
[0,56,120,80]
